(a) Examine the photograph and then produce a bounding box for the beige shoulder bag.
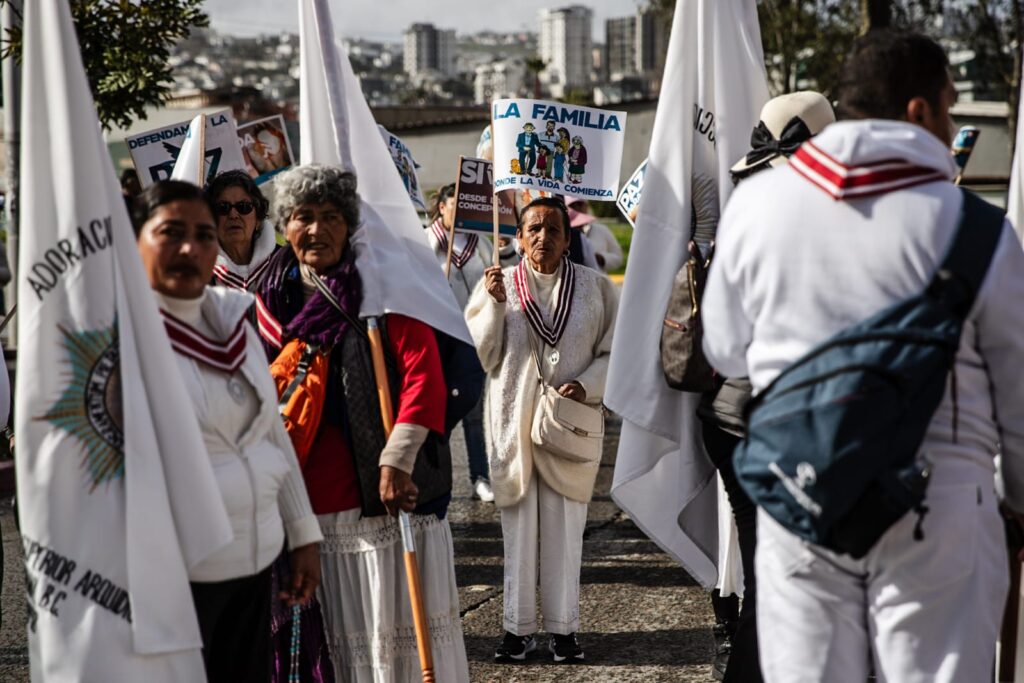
[527,330,604,464]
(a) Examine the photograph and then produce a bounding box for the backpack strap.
[929,189,1005,319]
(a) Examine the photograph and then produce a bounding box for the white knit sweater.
[465,261,617,507]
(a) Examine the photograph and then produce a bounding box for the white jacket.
[425,226,492,311]
[702,120,1024,510]
[168,287,322,582]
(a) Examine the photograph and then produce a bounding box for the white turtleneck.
[524,260,562,323]
[156,290,259,440]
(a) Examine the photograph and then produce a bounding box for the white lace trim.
[330,611,462,668]
[319,513,445,554]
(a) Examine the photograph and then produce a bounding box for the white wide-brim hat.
[730,91,836,175]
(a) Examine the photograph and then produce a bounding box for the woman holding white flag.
[466,196,617,663]
[256,164,470,683]
[206,170,279,292]
[132,180,323,682]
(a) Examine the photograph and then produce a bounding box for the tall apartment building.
[403,23,456,79]
[606,16,637,81]
[636,7,670,78]
[539,5,593,97]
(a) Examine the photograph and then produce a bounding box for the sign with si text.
[453,156,517,236]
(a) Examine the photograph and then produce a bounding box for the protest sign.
[379,125,427,212]
[238,115,296,185]
[490,98,627,201]
[453,156,517,237]
[127,109,247,188]
[616,158,648,228]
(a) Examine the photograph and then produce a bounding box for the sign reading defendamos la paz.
[127,109,248,188]
[453,156,517,236]
[490,98,627,201]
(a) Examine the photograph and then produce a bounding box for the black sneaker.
[549,632,585,663]
[711,621,734,681]
[495,631,537,662]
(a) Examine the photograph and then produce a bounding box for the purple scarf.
[257,245,363,354]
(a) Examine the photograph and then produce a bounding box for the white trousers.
[501,472,588,635]
[756,463,1009,683]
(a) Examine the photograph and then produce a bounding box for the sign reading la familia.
[490,98,627,201]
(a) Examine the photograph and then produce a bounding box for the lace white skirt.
[316,510,470,683]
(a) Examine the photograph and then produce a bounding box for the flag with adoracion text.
[606,0,769,589]
[16,0,232,678]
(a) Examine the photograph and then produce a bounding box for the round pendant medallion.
[549,350,561,366]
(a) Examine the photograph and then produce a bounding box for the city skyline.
[203,0,646,42]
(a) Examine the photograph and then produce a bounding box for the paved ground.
[0,416,720,681]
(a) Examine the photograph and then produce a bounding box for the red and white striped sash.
[513,257,575,347]
[213,256,272,292]
[161,310,247,373]
[254,294,283,350]
[431,219,479,270]
[790,141,948,201]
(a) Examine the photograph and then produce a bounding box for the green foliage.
[3,0,208,130]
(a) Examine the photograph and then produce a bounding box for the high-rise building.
[474,58,526,105]
[403,23,457,80]
[606,16,637,81]
[539,5,593,97]
[636,8,670,78]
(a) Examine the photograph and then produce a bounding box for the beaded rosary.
[288,604,301,683]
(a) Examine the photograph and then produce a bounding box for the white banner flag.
[170,115,206,185]
[1007,50,1024,243]
[490,98,627,201]
[299,0,471,345]
[606,0,769,588]
[17,0,232,679]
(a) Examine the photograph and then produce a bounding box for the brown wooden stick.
[445,157,464,280]
[366,317,434,683]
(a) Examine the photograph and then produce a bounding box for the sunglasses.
[214,200,255,216]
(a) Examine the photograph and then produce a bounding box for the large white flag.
[606,0,769,588]
[17,0,232,679]
[298,0,470,344]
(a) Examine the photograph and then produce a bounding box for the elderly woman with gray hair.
[257,164,470,682]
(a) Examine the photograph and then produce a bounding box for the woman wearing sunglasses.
[206,170,278,292]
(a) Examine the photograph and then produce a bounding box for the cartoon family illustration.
[513,119,587,184]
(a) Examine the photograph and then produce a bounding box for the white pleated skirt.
[316,510,470,683]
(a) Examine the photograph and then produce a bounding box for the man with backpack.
[702,30,1024,682]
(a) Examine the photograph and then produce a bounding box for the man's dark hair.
[429,183,456,223]
[836,30,950,121]
[130,180,216,237]
[204,169,270,221]
[120,168,139,189]
[518,196,571,238]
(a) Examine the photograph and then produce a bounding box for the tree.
[2,0,209,130]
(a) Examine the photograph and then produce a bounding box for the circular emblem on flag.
[38,324,124,492]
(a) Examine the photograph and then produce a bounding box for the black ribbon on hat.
[744,116,813,166]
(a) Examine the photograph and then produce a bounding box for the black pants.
[702,422,763,683]
[190,564,273,683]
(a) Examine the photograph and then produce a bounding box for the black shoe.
[712,621,734,681]
[549,632,585,663]
[495,631,536,662]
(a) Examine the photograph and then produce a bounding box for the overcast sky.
[203,0,644,42]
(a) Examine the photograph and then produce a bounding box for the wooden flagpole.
[366,317,435,683]
[444,156,463,280]
[197,114,207,184]
[489,111,501,267]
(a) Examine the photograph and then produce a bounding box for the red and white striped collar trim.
[430,219,479,270]
[254,293,283,350]
[789,140,949,201]
[213,256,272,292]
[513,257,575,347]
[161,310,248,373]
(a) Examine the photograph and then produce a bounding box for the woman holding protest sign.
[206,170,278,292]
[257,165,470,683]
[426,183,495,502]
[131,179,323,683]
[466,196,617,663]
